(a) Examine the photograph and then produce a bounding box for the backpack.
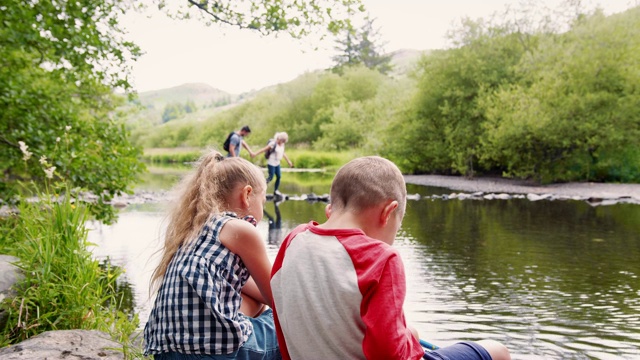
[222,131,235,152]
[264,139,276,159]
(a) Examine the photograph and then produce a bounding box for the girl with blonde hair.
[144,151,281,360]
[254,132,293,196]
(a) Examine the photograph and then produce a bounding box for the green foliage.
[0,189,139,352]
[161,101,199,123]
[128,4,640,184]
[130,66,393,153]
[166,0,366,39]
[399,25,527,176]
[286,150,355,170]
[142,148,204,164]
[162,104,182,123]
[479,8,640,182]
[0,0,145,223]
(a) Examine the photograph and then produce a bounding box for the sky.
[121,0,637,94]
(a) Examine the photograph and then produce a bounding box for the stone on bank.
[0,329,123,360]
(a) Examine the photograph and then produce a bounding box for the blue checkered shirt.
[144,213,252,355]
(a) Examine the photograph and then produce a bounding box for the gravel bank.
[404,175,640,203]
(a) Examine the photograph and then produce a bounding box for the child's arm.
[243,276,267,304]
[220,219,274,308]
[253,144,271,157]
[241,277,268,317]
[361,255,424,360]
[283,152,293,167]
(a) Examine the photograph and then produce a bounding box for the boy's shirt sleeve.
[270,223,312,360]
[360,254,424,360]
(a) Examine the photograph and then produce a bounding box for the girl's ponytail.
[150,150,264,291]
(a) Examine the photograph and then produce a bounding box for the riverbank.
[404,174,640,204]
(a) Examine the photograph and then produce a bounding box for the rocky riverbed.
[404,174,640,205]
[105,175,640,207]
[2,175,638,218]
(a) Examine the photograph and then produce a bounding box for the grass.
[141,147,203,164]
[142,147,357,171]
[0,186,146,358]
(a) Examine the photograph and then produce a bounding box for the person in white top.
[254,132,293,196]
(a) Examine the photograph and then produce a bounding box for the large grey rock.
[0,330,124,359]
[0,255,22,330]
[0,255,21,297]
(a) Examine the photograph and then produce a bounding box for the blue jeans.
[266,165,281,192]
[154,309,281,360]
[423,341,492,360]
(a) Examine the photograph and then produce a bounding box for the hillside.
[389,49,430,76]
[124,49,427,127]
[126,83,245,126]
[137,82,234,110]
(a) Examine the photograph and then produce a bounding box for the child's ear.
[324,203,332,219]
[380,200,399,225]
[241,185,253,208]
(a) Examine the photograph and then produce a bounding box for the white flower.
[39,155,47,165]
[44,166,56,179]
[18,141,32,161]
[65,125,72,131]
[56,137,61,142]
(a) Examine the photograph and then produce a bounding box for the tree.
[164,0,365,38]
[479,8,640,182]
[1,0,366,223]
[398,22,527,176]
[0,0,144,223]
[332,17,392,74]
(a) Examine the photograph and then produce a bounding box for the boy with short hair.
[270,156,511,360]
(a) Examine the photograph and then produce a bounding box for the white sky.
[121,0,636,94]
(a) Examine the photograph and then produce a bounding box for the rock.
[111,201,128,209]
[0,330,123,360]
[0,255,22,331]
[526,193,545,201]
[0,255,21,295]
[404,174,640,205]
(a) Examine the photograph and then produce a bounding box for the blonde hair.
[275,132,288,142]
[150,150,265,290]
[330,156,406,215]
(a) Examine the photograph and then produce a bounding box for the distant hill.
[136,49,428,97]
[125,49,428,126]
[389,49,430,76]
[137,82,235,110]
[126,83,246,126]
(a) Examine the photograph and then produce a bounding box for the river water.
[88,168,640,359]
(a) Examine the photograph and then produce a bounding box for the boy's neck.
[319,208,386,243]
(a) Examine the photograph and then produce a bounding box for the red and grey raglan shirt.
[270,222,424,360]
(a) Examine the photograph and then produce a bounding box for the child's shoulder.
[219,216,262,255]
[220,216,257,235]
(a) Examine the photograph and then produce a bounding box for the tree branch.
[186,0,240,27]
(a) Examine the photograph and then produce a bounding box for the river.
[88,167,640,359]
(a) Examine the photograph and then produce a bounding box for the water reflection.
[87,171,640,360]
[264,199,284,246]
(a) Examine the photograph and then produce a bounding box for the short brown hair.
[330,156,406,215]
